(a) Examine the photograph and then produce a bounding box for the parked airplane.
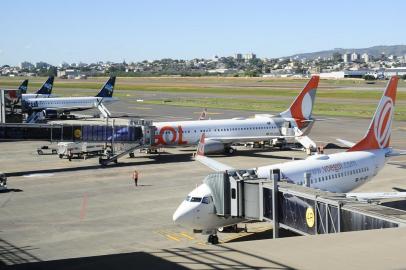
[173,76,406,243]
[21,76,54,100]
[153,76,320,154]
[23,77,116,122]
[3,77,53,104]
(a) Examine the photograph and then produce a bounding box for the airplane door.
[281,121,294,136]
[373,156,379,176]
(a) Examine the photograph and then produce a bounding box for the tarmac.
[2,99,406,269]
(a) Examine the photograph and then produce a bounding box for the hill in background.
[289,45,406,59]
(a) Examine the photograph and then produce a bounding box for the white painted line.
[22,173,55,178]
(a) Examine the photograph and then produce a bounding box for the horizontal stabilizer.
[336,138,356,148]
[385,149,406,157]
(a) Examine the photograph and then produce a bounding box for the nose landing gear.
[208,234,219,245]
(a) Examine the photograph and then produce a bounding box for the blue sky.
[1,0,405,65]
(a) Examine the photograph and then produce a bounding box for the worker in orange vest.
[132,170,139,186]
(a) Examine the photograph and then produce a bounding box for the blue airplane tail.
[18,79,29,94]
[96,77,116,98]
[36,76,54,95]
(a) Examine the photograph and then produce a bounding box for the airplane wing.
[336,138,356,148]
[346,192,406,201]
[205,135,296,144]
[195,155,235,172]
[205,128,316,150]
[195,133,235,172]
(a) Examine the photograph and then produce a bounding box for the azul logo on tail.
[96,76,116,97]
[36,76,54,95]
[18,79,29,93]
[349,76,398,152]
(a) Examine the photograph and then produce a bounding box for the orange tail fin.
[280,75,319,128]
[348,76,398,152]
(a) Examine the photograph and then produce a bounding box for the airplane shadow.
[0,189,23,193]
[234,150,305,160]
[177,148,305,160]
[388,162,406,170]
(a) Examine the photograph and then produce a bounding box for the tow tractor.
[37,145,58,155]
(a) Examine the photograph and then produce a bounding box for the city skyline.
[1,0,406,65]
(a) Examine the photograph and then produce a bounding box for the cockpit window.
[190,197,202,203]
[201,197,210,204]
[185,196,191,202]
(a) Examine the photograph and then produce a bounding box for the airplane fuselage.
[153,116,291,147]
[174,149,390,231]
[24,96,116,111]
[21,94,53,100]
[257,149,388,193]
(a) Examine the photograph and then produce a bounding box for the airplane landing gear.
[225,147,236,155]
[208,234,219,245]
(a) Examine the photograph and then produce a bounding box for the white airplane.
[173,76,406,243]
[21,76,54,100]
[153,76,320,154]
[23,77,117,122]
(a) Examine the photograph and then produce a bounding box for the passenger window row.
[298,167,370,185]
[161,126,277,135]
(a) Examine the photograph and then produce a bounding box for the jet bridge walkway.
[0,120,156,166]
[204,171,406,238]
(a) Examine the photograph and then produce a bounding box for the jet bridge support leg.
[271,169,280,239]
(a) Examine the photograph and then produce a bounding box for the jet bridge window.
[190,197,202,203]
[231,188,236,199]
[201,197,210,204]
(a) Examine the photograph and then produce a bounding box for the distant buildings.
[244,53,256,60]
[350,52,360,62]
[35,62,50,69]
[20,61,34,70]
[57,69,82,79]
[343,53,351,63]
[2,49,406,79]
[361,53,370,63]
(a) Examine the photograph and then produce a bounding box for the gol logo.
[305,207,315,228]
[155,125,188,146]
[374,96,393,149]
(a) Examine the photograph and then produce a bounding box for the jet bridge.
[204,170,406,237]
[0,119,156,166]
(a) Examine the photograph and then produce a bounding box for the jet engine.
[202,140,226,154]
[42,109,58,119]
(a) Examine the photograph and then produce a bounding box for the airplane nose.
[172,204,193,226]
[172,207,186,223]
